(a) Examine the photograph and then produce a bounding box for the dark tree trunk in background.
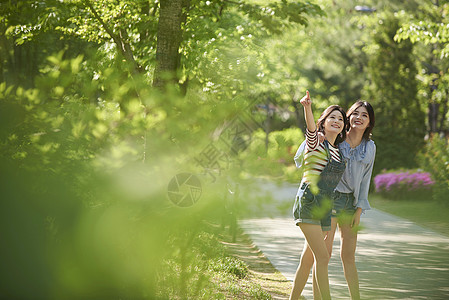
[429,101,439,133]
[292,99,305,135]
[439,93,448,134]
[153,0,189,89]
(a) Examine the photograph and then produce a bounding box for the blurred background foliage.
[1,0,448,298]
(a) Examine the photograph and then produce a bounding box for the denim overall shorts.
[332,191,356,218]
[293,140,346,231]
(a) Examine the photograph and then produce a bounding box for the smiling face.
[346,101,375,140]
[349,106,370,131]
[317,105,348,145]
[324,110,345,134]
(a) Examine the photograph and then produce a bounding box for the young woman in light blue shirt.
[290,101,376,300]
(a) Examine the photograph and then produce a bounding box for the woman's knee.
[300,251,315,268]
[340,226,357,264]
[340,250,355,264]
[315,251,330,265]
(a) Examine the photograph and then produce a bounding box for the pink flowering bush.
[374,170,435,200]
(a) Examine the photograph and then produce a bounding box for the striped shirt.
[303,129,341,183]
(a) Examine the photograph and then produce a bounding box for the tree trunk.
[439,91,448,134]
[153,0,189,89]
[84,0,142,74]
[292,99,305,135]
[429,76,439,133]
[428,101,439,133]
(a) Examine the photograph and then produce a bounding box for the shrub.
[418,134,449,204]
[374,170,434,200]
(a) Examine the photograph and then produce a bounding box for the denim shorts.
[293,183,332,231]
[332,191,356,218]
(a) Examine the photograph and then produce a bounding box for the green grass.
[369,194,449,236]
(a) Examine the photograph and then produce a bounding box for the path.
[239,180,449,299]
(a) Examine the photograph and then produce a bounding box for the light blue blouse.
[294,139,376,211]
[336,140,376,211]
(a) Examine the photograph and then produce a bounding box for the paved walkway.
[239,180,449,299]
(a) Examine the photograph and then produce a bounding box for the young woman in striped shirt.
[291,91,348,300]
[291,101,376,300]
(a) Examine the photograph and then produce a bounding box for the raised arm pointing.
[299,90,316,132]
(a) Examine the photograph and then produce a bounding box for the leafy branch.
[83,0,142,73]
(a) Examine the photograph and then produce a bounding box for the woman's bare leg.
[299,223,331,300]
[290,242,314,300]
[340,224,360,300]
[312,218,338,299]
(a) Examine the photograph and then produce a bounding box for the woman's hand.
[351,208,362,228]
[298,90,316,132]
[318,132,325,143]
[299,90,312,108]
